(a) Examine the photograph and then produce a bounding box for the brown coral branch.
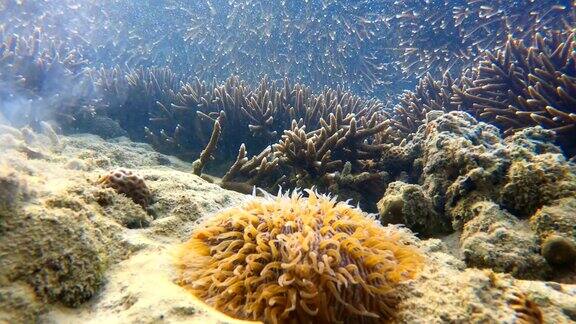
[192,111,224,176]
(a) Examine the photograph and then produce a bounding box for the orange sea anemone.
[176,189,424,323]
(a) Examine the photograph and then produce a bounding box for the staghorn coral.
[96,69,394,208]
[94,66,183,143]
[97,70,389,164]
[184,0,402,97]
[453,29,576,156]
[176,189,424,323]
[387,0,573,80]
[387,73,460,139]
[212,102,394,209]
[0,27,95,129]
[97,168,152,208]
[191,112,223,176]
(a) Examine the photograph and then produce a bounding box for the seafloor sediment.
[0,112,575,323]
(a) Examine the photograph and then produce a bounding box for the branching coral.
[176,189,423,323]
[453,29,576,155]
[96,69,394,205]
[183,0,403,97]
[94,66,182,143]
[387,73,460,138]
[211,100,393,209]
[387,0,574,79]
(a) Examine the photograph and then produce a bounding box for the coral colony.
[176,190,423,323]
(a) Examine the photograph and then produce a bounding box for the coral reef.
[459,202,550,279]
[377,181,449,237]
[176,190,424,323]
[96,70,394,208]
[1,128,575,323]
[97,168,152,208]
[387,0,573,79]
[453,29,576,156]
[377,111,576,279]
[1,1,576,321]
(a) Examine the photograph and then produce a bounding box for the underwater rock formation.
[377,110,576,279]
[531,197,576,269]
[460,201,551,279]
[0,128,140,318]
[501,154,576,218]
[0,163,123,311]
[377,181,449,237]
[176,189,424,323]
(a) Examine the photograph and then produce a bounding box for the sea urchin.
[176,189,424,323]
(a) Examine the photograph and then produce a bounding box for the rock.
[501,154,576,218]
[377,111,576,278]
[377,181,450,236]
[460,201,551,279]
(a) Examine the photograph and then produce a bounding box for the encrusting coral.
[176,189,424,323]
[377,181,449,237]
[97,168,152,208]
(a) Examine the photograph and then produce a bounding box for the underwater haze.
[1,0,576,323]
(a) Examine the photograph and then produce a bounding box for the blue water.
[0,0,573,126]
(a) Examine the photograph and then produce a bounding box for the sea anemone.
[176,189,424,323]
